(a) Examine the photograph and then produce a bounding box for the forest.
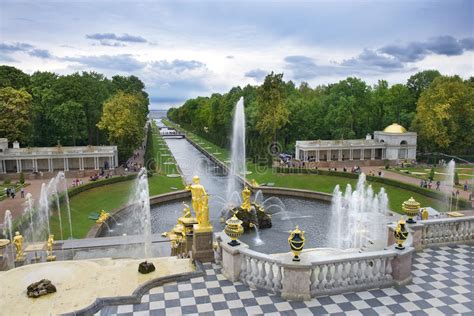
[168,71,474,162]
[0,66,149,161]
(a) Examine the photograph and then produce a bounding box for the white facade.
[295,124,417,163]
[0,138,118,174]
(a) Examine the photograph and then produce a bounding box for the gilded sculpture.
[186,176,211,228]
[46,234,56,261]
[13,231,25,262]
[241,186,251,212]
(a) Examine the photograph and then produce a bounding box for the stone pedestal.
[180,217,198,255]
[391,246,414,286]
[192,225,214,262]
[407,223,423,251]
[281,259,312,301]
[221,242,248,282]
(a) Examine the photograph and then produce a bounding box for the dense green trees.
[169,71,473,161]
[0,65,149,163]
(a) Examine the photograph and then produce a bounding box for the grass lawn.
[391,165,473,182]
[50,123,184,239]
[164,120,450,213]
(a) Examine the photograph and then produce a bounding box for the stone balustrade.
[309,250,398,297]
[239,248,284,294]
[421,216,474,246]
[217,215,473,301]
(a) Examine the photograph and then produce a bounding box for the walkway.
[96,244,473,315]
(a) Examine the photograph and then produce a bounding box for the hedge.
[276,167,470,209]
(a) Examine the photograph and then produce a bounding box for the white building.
[295,123,417,164]
[0,138,118,174]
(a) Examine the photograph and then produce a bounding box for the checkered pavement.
[96,244,473,315]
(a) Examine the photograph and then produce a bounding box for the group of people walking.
[3,186,25,199]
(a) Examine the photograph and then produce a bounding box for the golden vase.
[402,197,420,224]
[288,226,305,262]
[225,214,244,246]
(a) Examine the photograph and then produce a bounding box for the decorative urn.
[225,214,244,246]
[393,217,409,250]
[288,226,305,262]
[402,197,420,224]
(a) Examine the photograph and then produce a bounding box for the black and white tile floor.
[96,244,473,315]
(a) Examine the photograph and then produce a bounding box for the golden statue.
[241,187,251,212]
[182,202,191,218]
[46,234,56,261]
[251,179,259,187]
[421,208,429,220]
[186,176,211,228]
[96,210,110,224]
[13,231,25,262]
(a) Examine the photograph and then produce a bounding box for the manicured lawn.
[164,120,450,213]
[391,165,473,181]
[50,123,184,239]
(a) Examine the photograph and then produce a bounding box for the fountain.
[3,210,13,242]
[330,173,389,250]
[227,97,246,201]
[445,159,455,212]
[129,168,152,258]
[23,193,36,243]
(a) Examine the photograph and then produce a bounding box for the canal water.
[104,120,333,254]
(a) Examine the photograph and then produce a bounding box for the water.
[329,173,389,250]
[446,160,455,212]
[127,168,152,258]
[227,97,246,201]
[23,193,36,243]
[3,210,13,241]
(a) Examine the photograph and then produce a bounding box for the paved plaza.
[96,244,473,315]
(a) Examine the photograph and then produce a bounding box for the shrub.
[454,172,460,185]
[3,177,11,185]
[19,172,25,184]
[429,168,435,181]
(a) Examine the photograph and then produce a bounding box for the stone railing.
[421,216,474,247]
[309,250,397,297]
[239,248,283,294]
[217,232,413,301]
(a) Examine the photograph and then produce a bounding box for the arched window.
[398,140,408,159]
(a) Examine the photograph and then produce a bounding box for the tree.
[0,87,32,144]
[49,100,87,146]
[255,72,289,145]
[0,66,30,89]
[19,172,25,184]
[412,76,474,154]
[407,70,441,100]
[454,171,459,185]
[97,91,148,161]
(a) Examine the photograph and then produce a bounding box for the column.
[350,148,353,160]
[94,157,99,170]
[360,148,364,160]
[303,151,308,162]
[80,157,84,170]
[16,159,21,173]
[0,160,4,173]
[33,158,38,172]
[316,150,320,162]
[382,148,386,159]
[338,149,342,161]
[110,156,115,170]
[48,158,53,172]
[327,150,331,161]
[371,148,375,160]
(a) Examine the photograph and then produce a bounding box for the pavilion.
[0,138,118,174]
[295,123,417,165]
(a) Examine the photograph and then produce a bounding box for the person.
[11,187,15,199]
[20,187,24,198]
[436,180,440,191]
[464,181,469,191]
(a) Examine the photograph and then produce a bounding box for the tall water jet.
[58,172,73,239]
[445,160,455,212]
[130,168,152,258]
[330,173,389,250]
[23,193,36,243]
[38,182,51,239]
[3,210,13,241]
[227,97,246,201]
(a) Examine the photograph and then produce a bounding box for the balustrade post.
[391,246,414,286]
[281,259,312,301]
[221,241,249,282]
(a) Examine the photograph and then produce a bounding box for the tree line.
[0,65,150,161]
[168,71,473,163]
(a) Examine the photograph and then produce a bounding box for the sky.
[0,0,473,110]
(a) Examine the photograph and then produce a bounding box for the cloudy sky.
[1,0,473,109]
